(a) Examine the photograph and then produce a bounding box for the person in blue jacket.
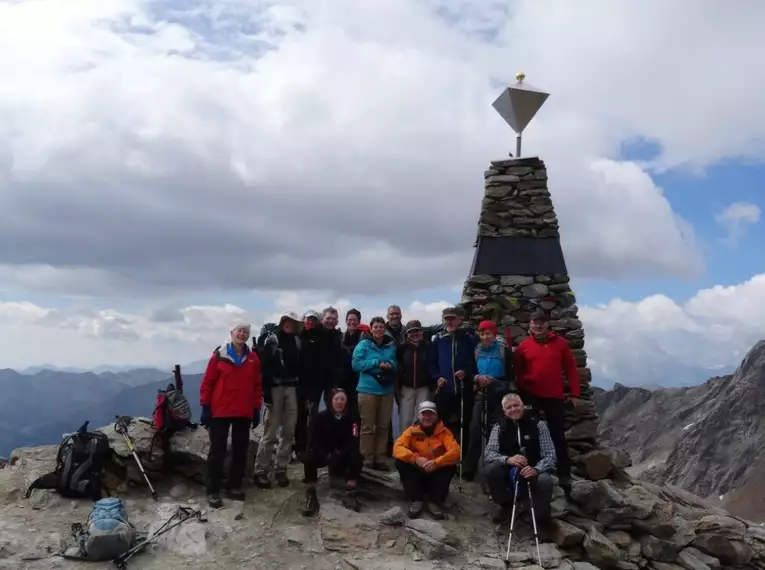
[428,306,477,462]
[352,316,398,470]
[464,319,515,480]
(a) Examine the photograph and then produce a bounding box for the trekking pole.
[114,416,158,501]
[480,387,489,494]
[503,467,520,569]
[458,377,464,493]
[112,506,207,569]
[527,475,543,567]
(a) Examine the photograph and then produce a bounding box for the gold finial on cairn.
[516,72,525,83]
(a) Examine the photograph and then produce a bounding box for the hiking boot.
[341,489,361,512]
[275,471,290,488]
[408,501,424,519]
[207,493,223,509]
[492,505,512,524]
[254,472,272,489]
[427,502,446,520]
[302,488,319,517]
[372,462,391,472]
[226,488,245,501]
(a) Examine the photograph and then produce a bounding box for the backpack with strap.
[65,498,136,561]
[153,382,192,435]
[24,421,110,500]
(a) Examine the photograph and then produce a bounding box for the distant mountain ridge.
[595,340,765,521]
[0,367,173,456]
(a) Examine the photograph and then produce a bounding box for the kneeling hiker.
[200,321,262,508]
[394,401,459,520]
[484,393,555,541]
[302,388,363,516]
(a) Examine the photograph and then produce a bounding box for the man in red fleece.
[515,310,579,492]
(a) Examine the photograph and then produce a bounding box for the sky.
[0,0,764,387]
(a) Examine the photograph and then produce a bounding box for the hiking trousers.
[358,392,394,464]
[435,388,474,463]
[465,389,503,477]
[484,462,554,524]
[254,385,298,474]
[398,386,432,429]
[518,390,570,481]
[303,447,364,484]
[207,417,250,494]
[396,460,455,504]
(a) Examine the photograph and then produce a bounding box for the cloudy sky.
[1,0,763,387]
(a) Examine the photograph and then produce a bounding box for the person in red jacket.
[200,321,262,509]
[514,310,579,493]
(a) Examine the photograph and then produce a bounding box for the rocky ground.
[2,418,765,570]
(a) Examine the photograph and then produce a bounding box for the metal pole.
[515,133,522,158]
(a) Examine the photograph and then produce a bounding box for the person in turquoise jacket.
[352,316,398,470]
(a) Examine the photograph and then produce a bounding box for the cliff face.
[595,341,765,520]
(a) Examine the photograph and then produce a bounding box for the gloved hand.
[200,404,211,427]
[251,408,261,429]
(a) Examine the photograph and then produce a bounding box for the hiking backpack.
[65,498,136,561]
[153,365,192,435]
[24,421,111,500]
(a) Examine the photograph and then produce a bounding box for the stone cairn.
[459,156,599,466]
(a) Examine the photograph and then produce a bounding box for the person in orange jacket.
[200,321,262,509]
[393,400,460,520]
[514,310,579,493]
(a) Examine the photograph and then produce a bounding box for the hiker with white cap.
[294,309,331,460]
[393,400,460,519]
[200,321,262,508]
[253,311,302,489]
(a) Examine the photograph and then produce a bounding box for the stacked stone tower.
[459,156,598,461]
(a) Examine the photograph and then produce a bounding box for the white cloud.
[716,202,761,244]
[5,0,765,297]
[581,273,765,387]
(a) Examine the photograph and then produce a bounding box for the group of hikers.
[198,304,581,540]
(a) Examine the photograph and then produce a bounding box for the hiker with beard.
[352,316,398,470]
[385,305,405,345]
[484,392,555,541]
[294,310,329,461]
[394,401,459,519]
[464,320,515,481]
[397,320,434,429]
[429,306,477,460]
[253,312,302,489]
[301,388,363,516]
[200,322,262,508]
[339,308,363,420]
[515,310,579,494]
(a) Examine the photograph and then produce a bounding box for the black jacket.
[397,340,433,391]
[324,327,343,389]
[307,409,360,457]
[300,326,330,400]
[498,413,542,467]
[339,330,362,391]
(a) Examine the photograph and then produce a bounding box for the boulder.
[641,535,679,563]
[691,533,753,566]
[582,528,621,566]
[553,520,586,548]
[404,518,460,559]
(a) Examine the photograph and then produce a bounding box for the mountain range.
[594,339,765,521]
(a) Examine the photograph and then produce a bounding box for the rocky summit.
[595,340,765,521]
[1,417,765,570]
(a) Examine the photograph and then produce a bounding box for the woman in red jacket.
[200,321,262,508]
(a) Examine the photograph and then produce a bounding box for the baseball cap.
[441,306,463,319]
[418,401,438,414]
[478,320,497,333]
[405,319,423,333]
[530,310,550,322]
[303,310,321,321]
[278,311,301,325]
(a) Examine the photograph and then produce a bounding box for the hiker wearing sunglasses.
[200,321,262,508]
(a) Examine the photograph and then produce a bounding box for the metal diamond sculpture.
[492,72,549,157]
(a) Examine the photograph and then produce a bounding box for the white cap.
[418,401,437,414]
[230,321,251,331]
[278,311,301,325]
[303,310,321,321]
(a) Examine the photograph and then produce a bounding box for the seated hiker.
[464,320,515,481]
[394,401,460,520]
[302,388,363,516]
[253,311,302,489]
[397,320,434,429]
[200,321,262,508]
[483,392,555,541]
[352,316,398,471]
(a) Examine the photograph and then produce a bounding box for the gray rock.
[641,535,679,562]
[405,518,459,560]
[485,175,521,185]
[572,563,601,570]
[536,542,564,568]
[477,556,507,569]
[680,547,719,569]
[691,533,752,566]
[380,506,406,526]
[500,275,535,286]
[552,520,585,548]
[521,284,549,298]
[676,549,711,570]
[582,528,621,565]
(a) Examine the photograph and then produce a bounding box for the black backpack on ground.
[24,421,111,500]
